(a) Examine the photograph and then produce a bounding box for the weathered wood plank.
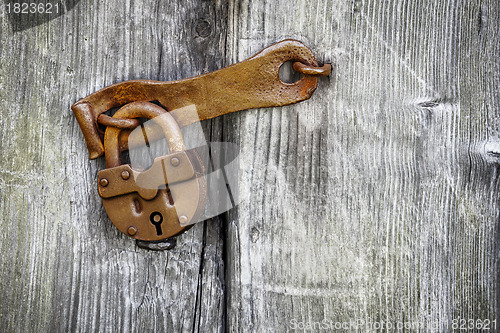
[1,0,499,331]
[225,0,499,331]
[0,0,228,332]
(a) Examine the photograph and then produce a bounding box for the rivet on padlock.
[97,101,207,242]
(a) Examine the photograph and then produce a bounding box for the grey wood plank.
[0,0,228,332]
[225,0,499,331]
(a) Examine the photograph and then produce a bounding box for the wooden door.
[1,0,498,332]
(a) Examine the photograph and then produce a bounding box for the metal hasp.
[71,39,331,248]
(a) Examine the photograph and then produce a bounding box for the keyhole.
[150,212,163,236]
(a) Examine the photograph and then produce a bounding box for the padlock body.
[97,150,206,241]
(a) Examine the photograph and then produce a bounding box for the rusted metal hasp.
[71,39,331,245]
[72,39,331,159]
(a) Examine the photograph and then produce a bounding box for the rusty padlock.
[97,101,207,242]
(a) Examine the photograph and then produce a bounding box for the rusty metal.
[136,238,177,251]
[292,62,332,77]
[98,102,207,241]
[72,39,330,246]
[103,101,185,168]
[72,39,329,159]
[97,114,140,129]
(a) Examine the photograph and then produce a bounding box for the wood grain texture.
[224,0,499,331]
[1,0,499,332]
[0,0,227,332]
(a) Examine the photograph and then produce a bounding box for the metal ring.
[292,62,332,77]
[103,102,185,168]
[97,114,141,129]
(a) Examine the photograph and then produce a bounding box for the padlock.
[97,101,207,241]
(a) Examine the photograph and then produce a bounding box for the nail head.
[127,226,137,236]
[170,157,180,167]
[179,215,188,226]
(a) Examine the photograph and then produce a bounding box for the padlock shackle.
[104,102,185,168]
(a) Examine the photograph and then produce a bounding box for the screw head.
[179,215,188,226]
[121,170,130,180]
[170,157,180,167]
[99,178,109,187]
[127,226,137,236]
